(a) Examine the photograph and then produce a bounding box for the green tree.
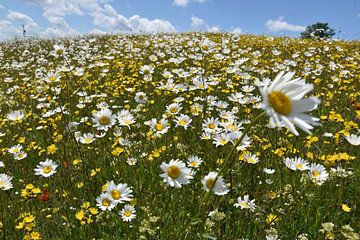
[300,22,336,39]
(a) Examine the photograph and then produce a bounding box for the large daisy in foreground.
[260,71,321,136]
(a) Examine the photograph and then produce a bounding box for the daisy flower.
[34,159,58,177]
[174,114,192,129]
[96,193,116,211]
[53,44,66,57]
[202,117,221,134]
[160,159,193,188]
[201,171,229,195]
[309,163,329,185]
[344,134,360,146]
[244,153,259,164]
[8,144,23,154]
[260,71,321,136]
[117,111,136,128]
[92,108,116,131]
[120,205,136,222]
[234,194,256,211]
[284,157,310,171]
[145,118,170,136]
[14,151,27,160]
[213,133,230,147]
[0,173,13,191]
[166,102,182,116]
[7,110,25,121]
[79,133,95,144]
[134,92,148,104]
[187,155,203,168]
[106,181,133,203]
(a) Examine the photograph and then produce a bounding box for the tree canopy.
[300,22,336,39]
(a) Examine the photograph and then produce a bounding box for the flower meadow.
[0,33,359,239]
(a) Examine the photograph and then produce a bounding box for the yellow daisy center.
[111,190,121,200]
[155,123,163,131]
[240,202,248,208]
[124,210,132,217]
[268,91,292,116]
[84,138,92,143]
[43,166,52,174]
[312,171,320,177]
[99,116,110,125]
[102,198,111,206]
[170,108,178,113]
[49,76,57,82]
[56,49,63,55]
[179,119,187,125]
[0,181,5,189]
[191,161,197,167]
[206,178,215,189]
[167,165,181,179]
[296,163,303,169]
[247,158,256,164]
[208,123,216,129]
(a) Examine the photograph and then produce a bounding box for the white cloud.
[173,0,189,7]
[191,16,205,29]
[230,27,242,34]
[0,11,40,40]
[18,0,176,37]
[128,15,176,33]
[265,16,305,32]
[190,15,220,32]
[7,11,38,28]
[174,0,208,7]
[0,4,4,9]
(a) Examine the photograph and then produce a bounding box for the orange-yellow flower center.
[296,163,303,169]
[167,165,181,179]
[312,171,320,177]
[170,108,178,113]
[99,116,110,125]
[208,123,216,129]
[102,198,111,206]
[155,123,163,131]
[124,210,132,217]
[43,166,52,174]
[206,178,215,189]
[111,190,121,200]
[268,91,292,116]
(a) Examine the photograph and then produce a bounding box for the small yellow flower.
[23,215,35,223]
[89,208,99,215]
[266,213,279,225]
[341,204,351,212]
[75,210,85,221]
[47,144,57,154]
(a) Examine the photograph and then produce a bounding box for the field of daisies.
[0,33,359,239]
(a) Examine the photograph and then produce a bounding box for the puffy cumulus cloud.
[174,0,208,7]
[7,11,38,29]
[230,27,242,34]
[190,15,220,32]
[173,0,189,7]
[19,0,176,36]
[0,10,39,40]
[265,16,305,32]
[0,20,22,40]
[128,15,176,33]
[191,16,205,29]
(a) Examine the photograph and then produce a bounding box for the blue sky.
[0,0,359,40]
